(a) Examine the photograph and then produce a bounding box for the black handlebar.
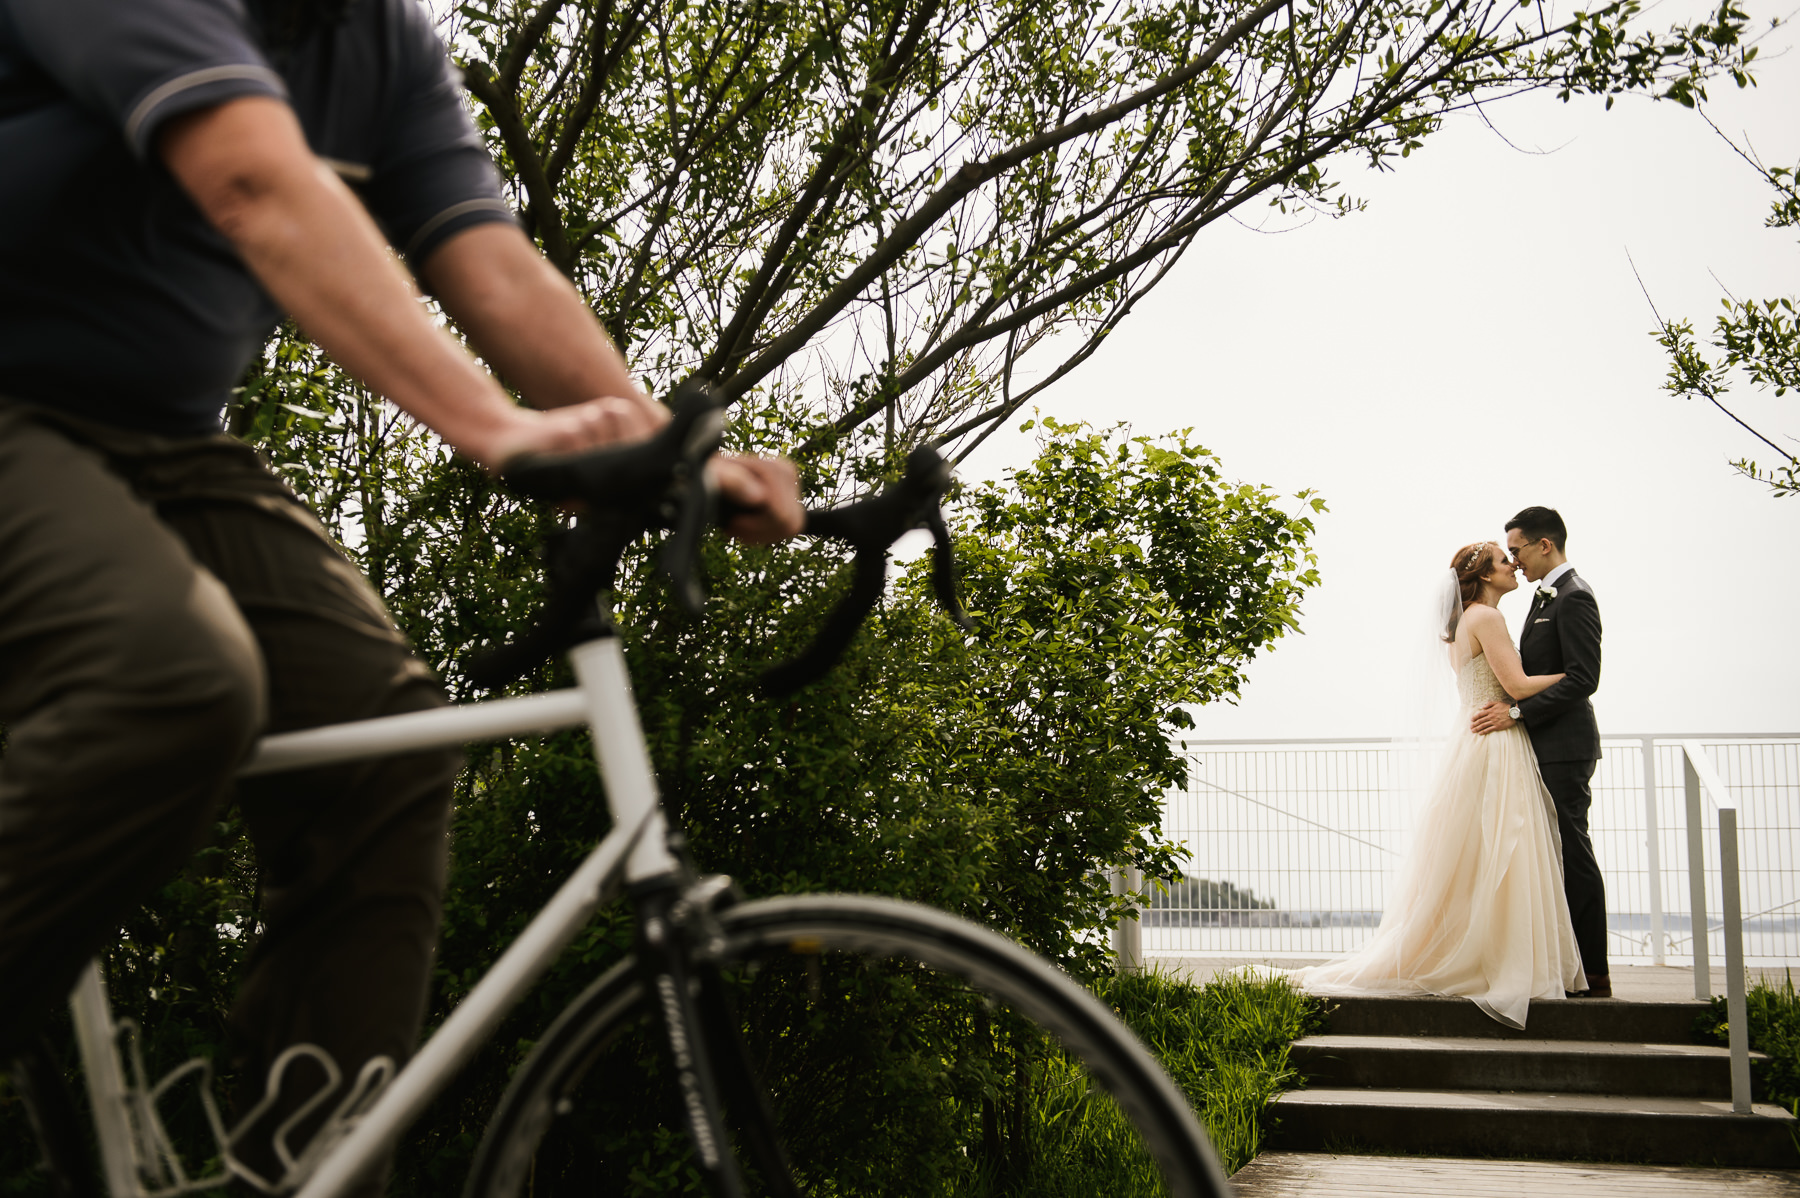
[465,380,969,696]
[761,445,970,693]
[499,378,725,618]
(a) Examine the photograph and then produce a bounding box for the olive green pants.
[0,399,459,1189]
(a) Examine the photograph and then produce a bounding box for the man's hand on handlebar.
[474,383,962,692]
[714,456,804,544]
[488,393,803,547]
[479,394,668,470]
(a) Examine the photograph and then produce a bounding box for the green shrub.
[1697,971,1800,1111]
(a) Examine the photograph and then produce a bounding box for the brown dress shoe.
[1568,974,1611,998]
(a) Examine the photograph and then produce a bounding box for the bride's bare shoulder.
[1459,604,1504,651]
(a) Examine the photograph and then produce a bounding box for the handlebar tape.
[471,388,969,695]
[464,513,641,691]
[757,446,970,696]
[757,547,888,696]
[500,380,725,509]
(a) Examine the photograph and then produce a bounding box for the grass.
[1005,965,1323,1193]
[1105,967,1326,1175]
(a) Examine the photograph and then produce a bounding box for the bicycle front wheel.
[465,893,1226,1198]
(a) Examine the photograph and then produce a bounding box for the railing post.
[1113,865,1142,973]
[1642,738,1665,965]
[1684,754,1710,1000]
[1719,804,1752,1114]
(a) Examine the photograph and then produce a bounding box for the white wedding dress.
[1289,653,1587,1028]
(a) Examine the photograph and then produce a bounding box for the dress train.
[1288,655,1586,1028]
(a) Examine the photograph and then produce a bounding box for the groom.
[1471,506,1610,998]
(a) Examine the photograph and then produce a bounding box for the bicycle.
[11,382,1229,1198]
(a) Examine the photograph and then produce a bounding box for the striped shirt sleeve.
[3,0,285,158]
[360,0,513,264]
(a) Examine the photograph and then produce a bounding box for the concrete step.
[1320,994,1710,1043]
[1292,1034,1763,1097]
[1270,1087,1800,1167]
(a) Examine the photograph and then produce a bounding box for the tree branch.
[462,63,574,273]
[547,1,653,189]
[717,0,1292,402]
[703,1,942,379]
[500,0,570,97]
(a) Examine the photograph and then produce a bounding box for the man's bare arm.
[418,224,646,410]
[160,96,801,539]
[420,219,800,541]
[158,96,635,468]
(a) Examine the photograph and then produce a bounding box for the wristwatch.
[1508,704,1521,721]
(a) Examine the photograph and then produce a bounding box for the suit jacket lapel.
[1522,569,1571,650]
[1521,584,1550,649]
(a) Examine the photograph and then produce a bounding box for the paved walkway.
[1231,1152,1800,1196]
[1154,957,1793,1001]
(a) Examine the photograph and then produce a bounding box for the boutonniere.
[1536,584,1558,601]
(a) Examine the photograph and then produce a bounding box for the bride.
[1289,541,1587,1028]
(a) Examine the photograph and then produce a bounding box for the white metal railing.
[1141,734,1797,963]
[1129,735,1790,1104]
[1681,741,1752,1113]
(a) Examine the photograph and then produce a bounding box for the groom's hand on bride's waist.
[1470,701,1517,735]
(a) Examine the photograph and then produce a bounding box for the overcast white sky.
[960,8,1800,740]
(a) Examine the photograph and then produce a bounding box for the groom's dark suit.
[1517,568,1608,980]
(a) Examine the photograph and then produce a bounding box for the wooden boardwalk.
[1232,1152,1800,1196]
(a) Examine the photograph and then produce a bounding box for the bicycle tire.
[465,893,1227,1198]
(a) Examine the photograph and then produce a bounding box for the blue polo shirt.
[0,0,515,434]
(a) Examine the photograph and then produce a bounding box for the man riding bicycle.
[0,0,801,1186]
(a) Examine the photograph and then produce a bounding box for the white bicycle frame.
[68,635,678,1198]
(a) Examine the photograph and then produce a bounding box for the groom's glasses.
[1507,543,1539,563]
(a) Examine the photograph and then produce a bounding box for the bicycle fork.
[635,881,742,1195]
[633,877,801,1198]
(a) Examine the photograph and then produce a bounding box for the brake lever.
[658,401,726,616]
[465,381,725,690]
[924,506,972,632]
